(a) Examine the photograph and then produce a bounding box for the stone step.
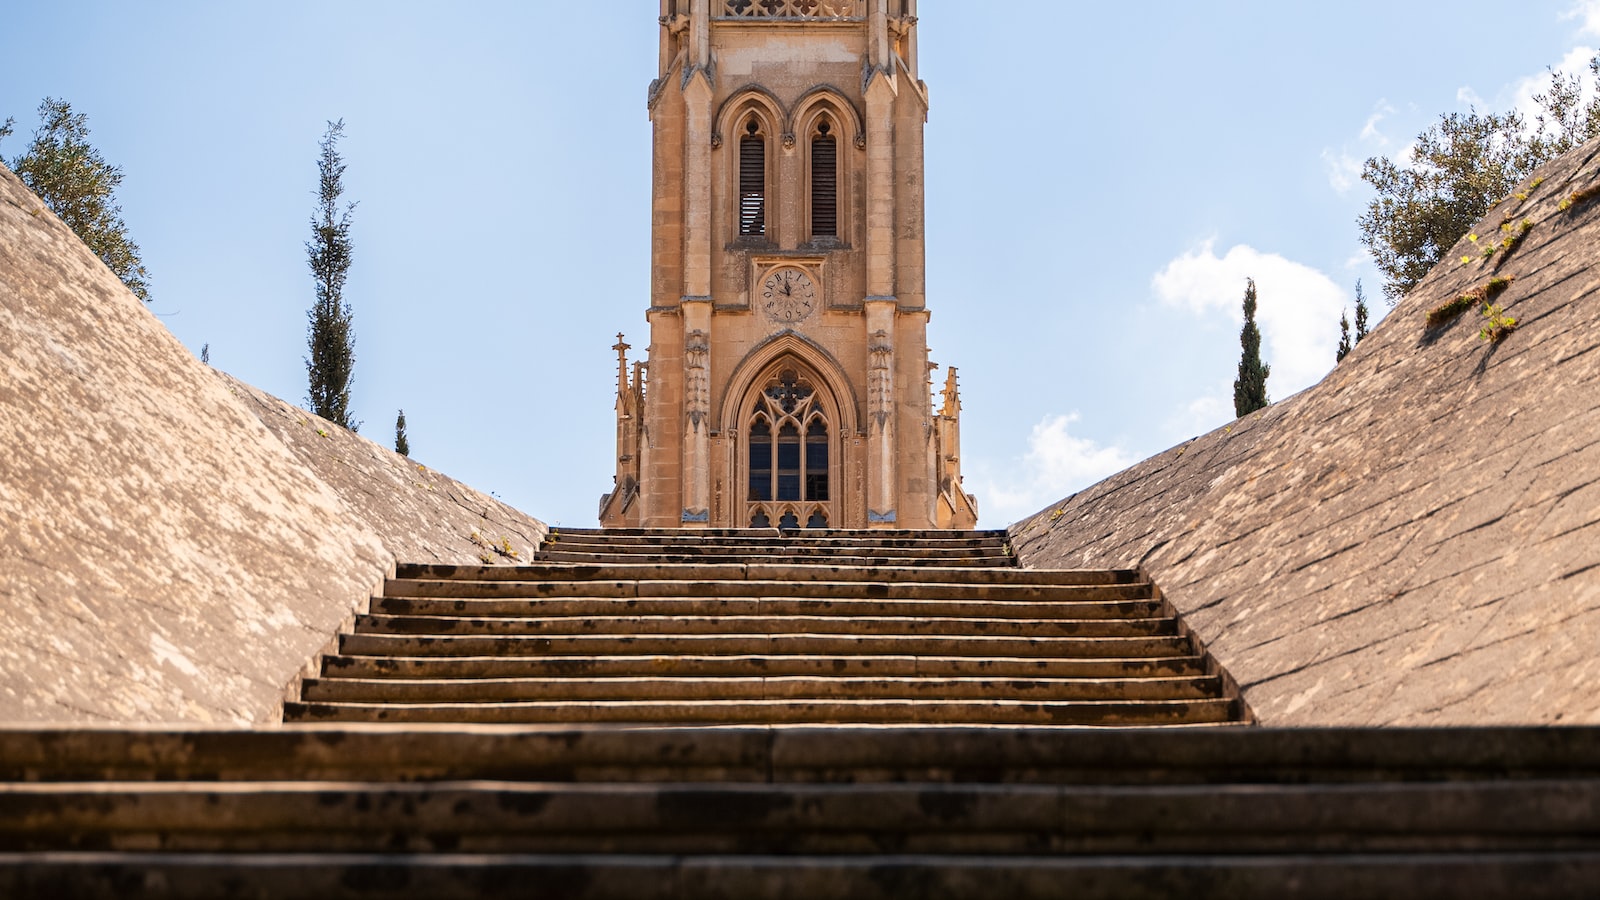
[336,632,1197,660]
[384,578,1153,603]
[541,535,1010,551]
[6,727,1598,785]
[393,563,1140,587]
[560,527,1009,541]
[4,779,1595,855]
[536,551,1015,567]
[281,697,1238,726]
[298,675,1224,704]
[539,543,1012,559]
[370,595,1168,621]
[351,614,1180,639]
[321,653,1212,681]
[2,851,1594,900]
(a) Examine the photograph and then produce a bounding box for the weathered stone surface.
[0,164,546,725]
[222,374,545,566]
[0,165,390,725]
[1011,140,1600,726]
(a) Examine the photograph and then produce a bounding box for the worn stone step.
[336,632,1196,660]
[539,538,1009,554]
[351,614,1179,639]
[561,527,1008,541]
[6,727,1600,786]
[298,675,1224,704]
[384,578,1153,603]
[4,780,1592,855]
[4,852,1596,900]
[370,595,1168,621]
[392,563,1142,587]
[321,653,1211,681]
[282,697,1237,726]
[536,551,1014,567]
[537,544,1004,557]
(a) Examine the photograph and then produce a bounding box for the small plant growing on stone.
[1428,275,1515,328]
[1559,182,1600,211]
[1478,304,1518,342]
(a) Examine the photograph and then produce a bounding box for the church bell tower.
[601,0,978,530]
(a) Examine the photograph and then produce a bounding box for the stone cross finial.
[613,334,632,396]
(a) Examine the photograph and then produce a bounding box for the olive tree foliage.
[1359,58,1600,305]
[305,120,359,432]
[1,98,151,302]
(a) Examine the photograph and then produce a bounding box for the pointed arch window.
[739,118,767,237]
[810,120,838,240]
[747,369,830,510]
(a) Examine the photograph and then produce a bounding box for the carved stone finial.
[942,366,961,416]
[613,334,632,395]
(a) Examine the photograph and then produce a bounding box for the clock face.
[761,267,818,323]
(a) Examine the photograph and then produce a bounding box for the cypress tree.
[1354,279,1372,343]
[1336,310,1353,363]
[305,120,358,431]
[395,409,410,457]
[1233,278,1271,417]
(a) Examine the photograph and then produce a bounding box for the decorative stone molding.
[868,329,893,430]
[686,330,711,429]
[710,132,723,150]
[720,0,860,19]
[781,132,796,150]
[854,132,867,151]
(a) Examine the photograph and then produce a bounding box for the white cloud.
[1321,149,1363,194]
[1564,0,1600,37]
[1321,99,1394,193]
[1508,45,1599,125]
[1162,387,1234,444]
[1359,101,1396,145]
[970,413,1135,526]
[1152,240,1349,396]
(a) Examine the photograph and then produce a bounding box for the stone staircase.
[2,726,1597,897]
[284,528,1249,727]
[6,530,1597,896]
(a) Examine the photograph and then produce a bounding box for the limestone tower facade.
[601,0,978,530]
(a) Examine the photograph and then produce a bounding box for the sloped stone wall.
[0,164,545,725]
[223,375,545,567]
[1012,141,1600,726]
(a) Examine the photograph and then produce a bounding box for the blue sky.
[4,1,1598,527]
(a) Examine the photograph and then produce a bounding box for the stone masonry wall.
[1011,141,1600,726]
[0,164,545,725]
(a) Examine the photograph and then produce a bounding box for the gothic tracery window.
[747,369,830,526]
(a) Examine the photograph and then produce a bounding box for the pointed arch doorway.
[738,363,840,530]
